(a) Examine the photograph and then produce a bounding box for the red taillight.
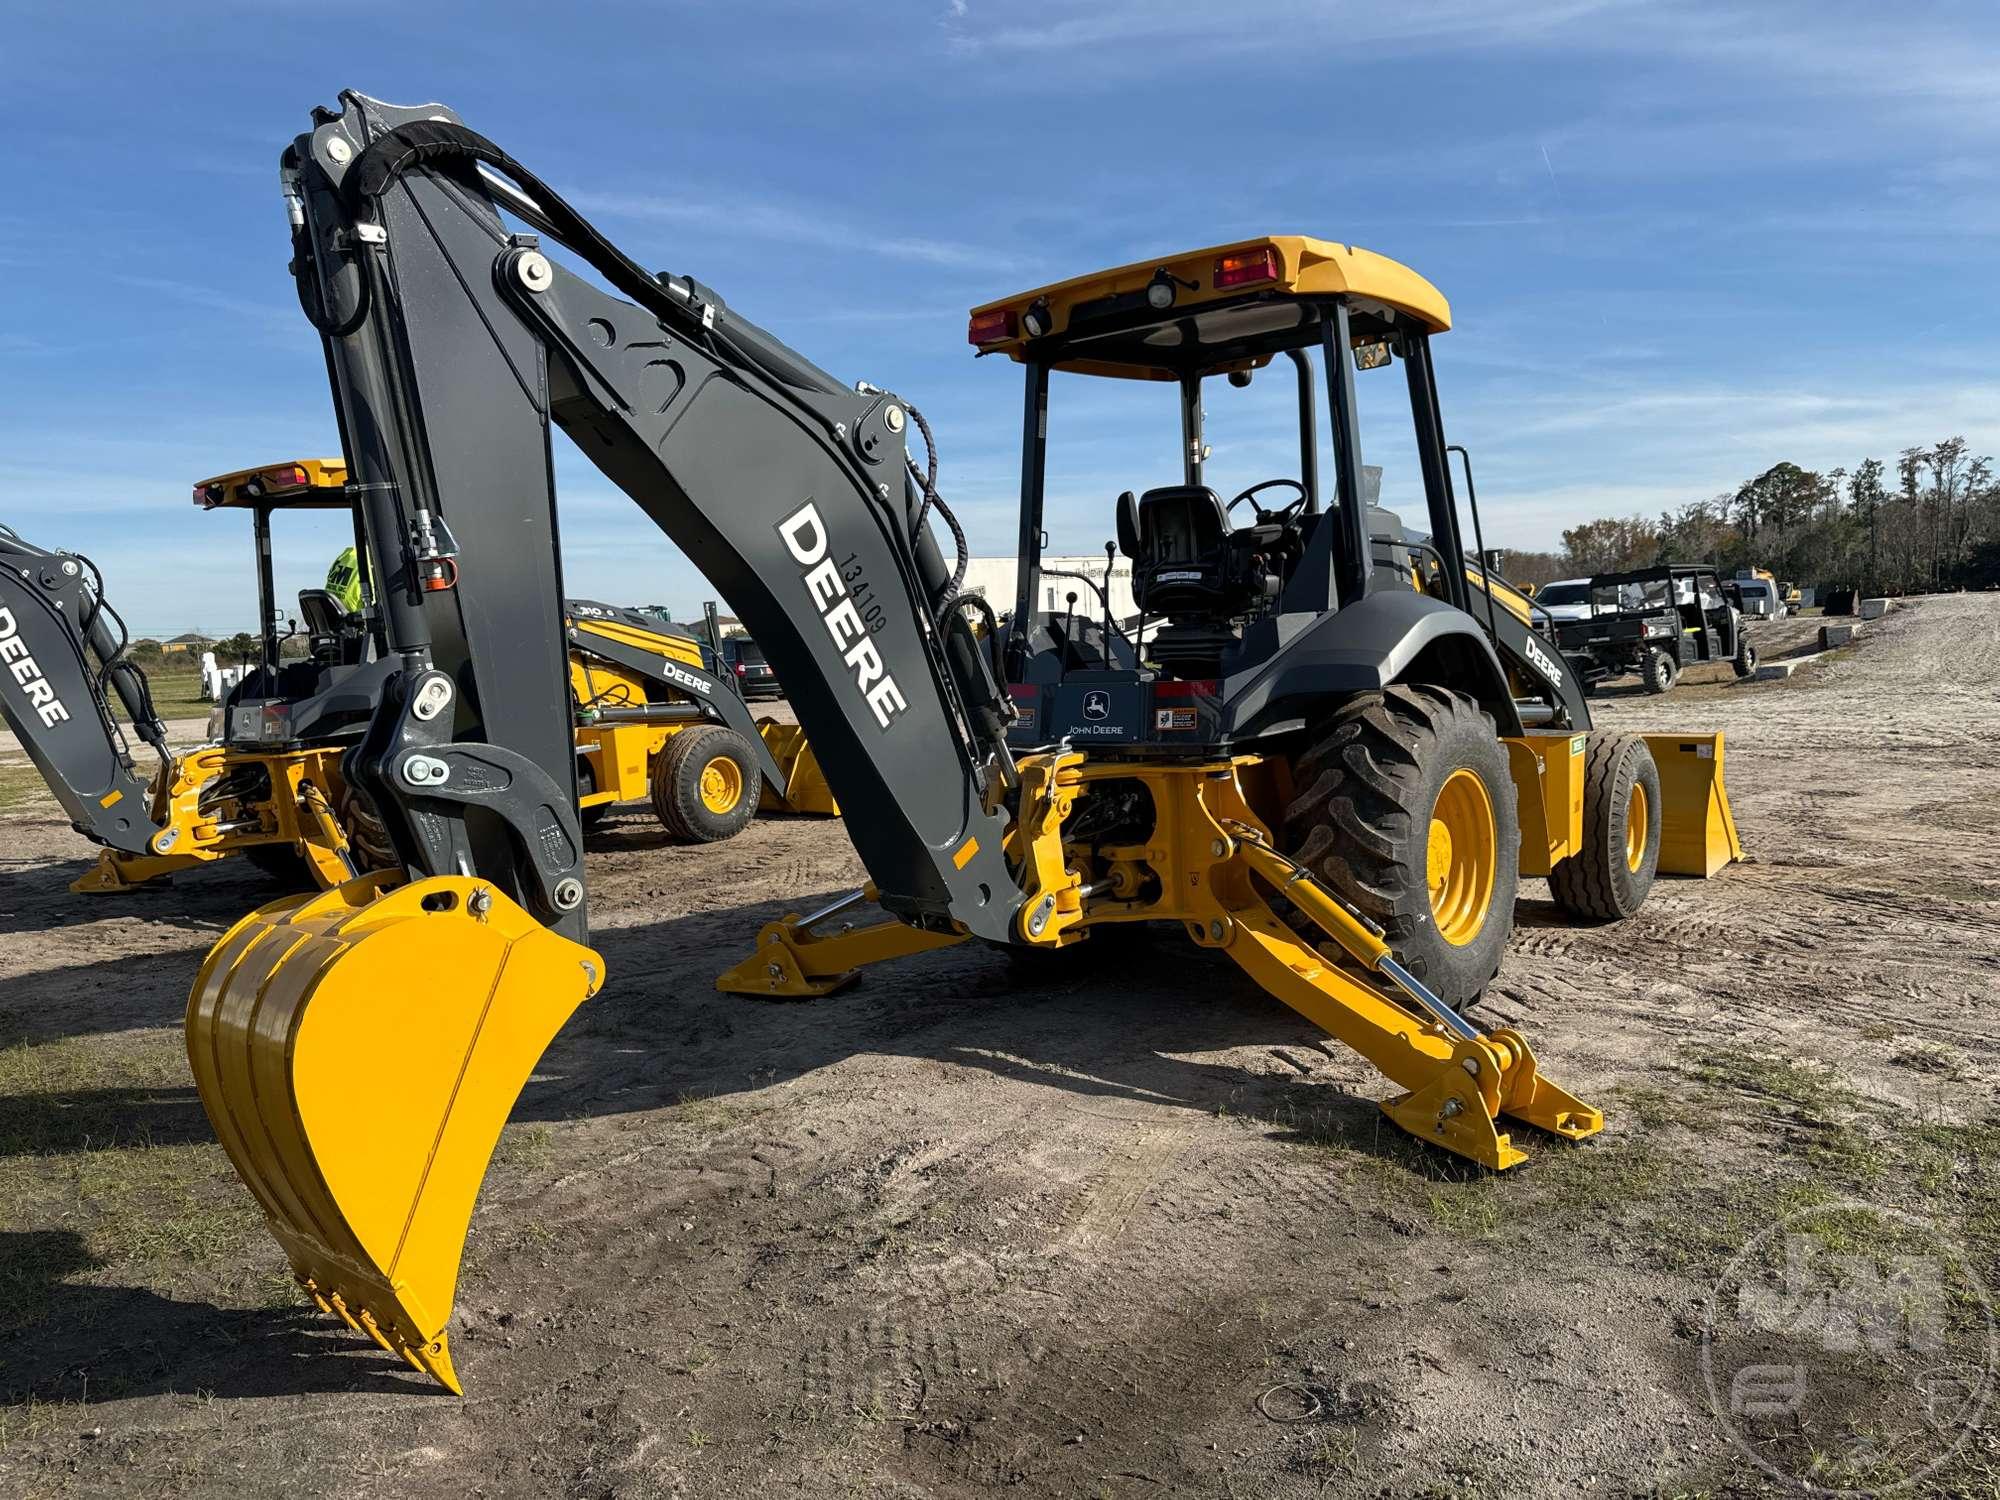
[734,663,746,675]
[261,464,309,491]
[967,308,1017,345]
[1214,247,1280,290]
[194,484,223,508]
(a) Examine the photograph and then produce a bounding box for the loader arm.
[0,523,171,854]
[565,608,790,795]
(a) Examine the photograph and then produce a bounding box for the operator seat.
[297,588,367,667]
[1117,485,1278,619]
[1117,485,1286,679]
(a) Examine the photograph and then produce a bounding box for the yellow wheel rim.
[698,755,743,815]
[1625,780,1649,873]
[1427,768,1497,947]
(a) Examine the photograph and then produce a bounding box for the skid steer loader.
[185,93,1742,1393]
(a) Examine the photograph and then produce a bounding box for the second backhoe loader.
[53,460,831,894]
[186,92,1741,1394]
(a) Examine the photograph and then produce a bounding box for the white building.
[958,555,1138,626]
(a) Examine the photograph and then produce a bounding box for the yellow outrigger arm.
[724,754,1602,1171]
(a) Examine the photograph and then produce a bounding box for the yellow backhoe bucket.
[186,872,604,1393]
[1641,733,1744,876]
[756,720,840,815]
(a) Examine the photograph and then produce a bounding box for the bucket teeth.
[187,874,602,1393]
[415,1335,462,1395]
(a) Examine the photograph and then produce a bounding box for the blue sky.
[4,1,1997,634]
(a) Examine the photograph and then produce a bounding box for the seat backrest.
[1133,486,1227,566]
[297,589,350,639]
[1125,486,1237,617]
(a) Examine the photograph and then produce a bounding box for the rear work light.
[967,308,1017,345]
[1214,246,1281,290]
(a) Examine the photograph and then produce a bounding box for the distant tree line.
[1495,437,2000,595]
[128,632,307,668]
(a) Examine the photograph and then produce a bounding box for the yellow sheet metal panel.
[1641,733,1745,877]
[1464,565,1537,626]
[1502,733,1585,877]
[970,236,1451,379]
[575,721,668,805]
[187,874,603,1393]
[572,616,707,670]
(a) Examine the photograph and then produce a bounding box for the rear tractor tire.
[1283,685,1520,1010]
[1549,732,1660,921]
[651,725,760,843]
[1643,647,1679,694]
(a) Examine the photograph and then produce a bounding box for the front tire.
[1283,685,1520,1009]
[651,725,760,843]
[1733,640,1758,678]
[1550,733,1660,921]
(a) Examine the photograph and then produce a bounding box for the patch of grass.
[1890,1042,1967,1079]
[1683,1047,1858,1119]
[1288,1426,1359,1481]
[1425,1180,1502,1239]
[491,1121,556,1172]
[0,1034,263,1333]
[0,765,52,814]
[671,1089,739,1135]
[141,671,211,718]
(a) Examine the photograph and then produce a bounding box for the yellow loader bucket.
[186,873,603,1393]
[756,720,839,815]
[1641,732,1745,876]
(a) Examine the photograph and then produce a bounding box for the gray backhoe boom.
[0,523,171,853]
[281,92,1019,945]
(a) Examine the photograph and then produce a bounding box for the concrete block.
[1819,623,1858,649]
[1859,597,1890,620]
[1755,656,1816,680]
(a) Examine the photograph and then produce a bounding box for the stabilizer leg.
[70,850,201,893]
[1181,785,1605,1170]
[718,887,961,997]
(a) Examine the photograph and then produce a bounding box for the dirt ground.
[3,597,1998,1498]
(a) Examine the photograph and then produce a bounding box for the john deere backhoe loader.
[0,523,180,860]
[186,92,1741,1393]
[34,459,831,895]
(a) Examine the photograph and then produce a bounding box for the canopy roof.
[193,458,349,511]
[968,236,1451,381]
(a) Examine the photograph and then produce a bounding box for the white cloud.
[569,189,1019,272]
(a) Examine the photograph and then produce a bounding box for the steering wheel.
[1226,478,1309,526]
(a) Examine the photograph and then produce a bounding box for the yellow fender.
[186,873,603,1393]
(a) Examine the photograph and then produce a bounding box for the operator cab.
[970,236,1561,746]
[191,459,392,748]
